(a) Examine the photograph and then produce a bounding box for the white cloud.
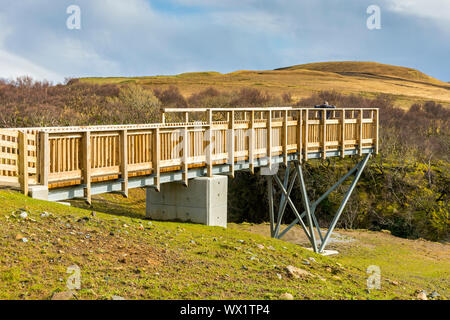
[385,0,450,23]
[0,49,63,82]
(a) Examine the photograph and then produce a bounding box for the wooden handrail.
[0,107,379,198]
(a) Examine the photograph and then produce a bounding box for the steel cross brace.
[267,153,371,253]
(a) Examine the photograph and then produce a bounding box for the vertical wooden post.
[297,109,303,163]
[375,109,379,155]
[39,131,49,187]
[161,113,166,124]
[359,109,363,156]
[228,110,235,178]
[283,110,288,166]
[182,126,189,186]
[120,130,128,197]
[304,110,309,161]
[322,109,327,159]
[341,110,346,158]
[152,128,161,191]
[82,131,91,204]
[249,110,255,174]
[184,112,189,123]
[18,131,29,196]
[266,110,272,169]
[206,109,213,177]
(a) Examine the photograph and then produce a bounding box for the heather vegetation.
[0,77,448,241]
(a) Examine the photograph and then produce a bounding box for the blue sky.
[0,0,449,83]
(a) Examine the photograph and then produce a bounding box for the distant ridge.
[275,61,446,85]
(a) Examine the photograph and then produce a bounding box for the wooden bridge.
[0,107,379,203]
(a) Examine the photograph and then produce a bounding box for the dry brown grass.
[80,61,450,109]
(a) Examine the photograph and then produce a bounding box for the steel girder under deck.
[267,153,371,253]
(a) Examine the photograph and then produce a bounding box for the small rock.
[332,275,342,281]
[40,212,51,218]
[91,211,96,217]
[189,240,196,244]
[237,240,245,244]
[242,265,248,270]
[285,265,312,279]
[19,211,28,219]
[387,279,399,286]
[308,257,316,263]
[267,246,275,251]
[21,238,29,243]
[256,244,264,249]
[138,224,144,230]
[249,256,258,261]
[111,295,125,300]
[85,234,91,239]
[123,224,129,228]
[51,291,76,300]
[430,291,440,299]
[276,273,282,280]
[280,293,294,300]
[15,234,24,241]
[417,291,428,300]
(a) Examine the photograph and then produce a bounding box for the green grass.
[0,189,448,300]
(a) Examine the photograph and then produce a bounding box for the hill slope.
[80,61,450,109]
[1,189,448,300]
[276,61,446,85]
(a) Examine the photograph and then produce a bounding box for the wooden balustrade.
[0,107,379,200]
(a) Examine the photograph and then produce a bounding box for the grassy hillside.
[1,189,447,300]
[79,61,450,109]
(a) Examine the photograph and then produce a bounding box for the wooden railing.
[0,107,379,201]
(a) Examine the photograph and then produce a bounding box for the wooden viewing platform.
[0,107,379,202]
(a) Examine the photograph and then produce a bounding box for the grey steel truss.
[267,153,371,253]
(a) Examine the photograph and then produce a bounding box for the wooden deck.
[0,107,379,202]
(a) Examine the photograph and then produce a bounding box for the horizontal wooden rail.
[0,107,379,200]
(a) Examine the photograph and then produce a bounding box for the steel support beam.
[267,153,371,253]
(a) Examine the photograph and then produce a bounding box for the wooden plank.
[39,132,50,186]
[249,110,255,173]
[120,130,128,197]
[359,109,363,156]
[182,126,188,186]
[341,110,346,158]
[228,110,235,177]
[18,131,28,195]
[297,110,302,163]
[82,131,91,204]
[267,110,272,168]
[375,109,379,154]
[322,110,327,159]
[304,110,309,161]
[283,110,288,165]
[206,109,213,177]
[152,128,161,191]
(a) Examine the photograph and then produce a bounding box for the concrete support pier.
[146,175,227,228]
